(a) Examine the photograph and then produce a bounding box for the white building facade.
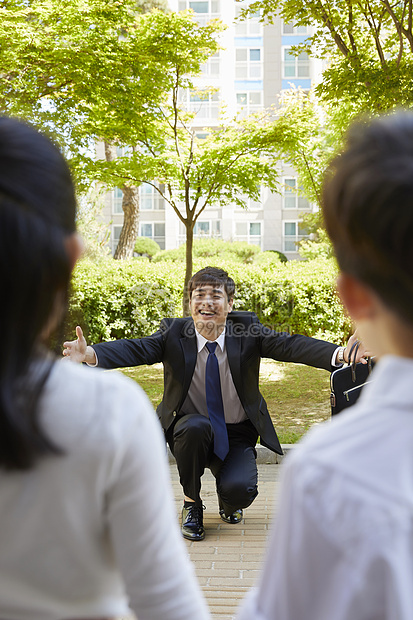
[102,1,320,258]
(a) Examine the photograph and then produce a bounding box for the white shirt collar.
[195,327,226,353]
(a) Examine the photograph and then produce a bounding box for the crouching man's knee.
[217,478,258,513]
[173,414,213,452]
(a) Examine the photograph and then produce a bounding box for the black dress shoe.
[181,504,205,541]
[219,508,243,524]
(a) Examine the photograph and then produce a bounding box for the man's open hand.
[62,326,96,364]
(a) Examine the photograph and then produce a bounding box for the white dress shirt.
[181,328,248,424]
[0,360,209,620]
[237,355,413,620]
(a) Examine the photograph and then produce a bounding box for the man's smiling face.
[190,284,234,340]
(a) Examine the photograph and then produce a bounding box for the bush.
[253,251,284,268]
[66,256,352,345]
[266,250,288,263]
[299,228,333,260]
[134,237,161,259]
[216,258,351,342]
[151,246,184,262]
[152,239,261,264]
[66,259,183,344]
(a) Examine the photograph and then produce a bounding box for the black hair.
[322,111,413,325]
[188,266,236,301]
[0,117,76,470]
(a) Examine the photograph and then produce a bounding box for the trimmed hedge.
[66,257,352,345]
[152,239,263,264]
[134,237,161,259]
[66,259,182,343]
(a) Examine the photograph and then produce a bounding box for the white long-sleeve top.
[238,355,413,620]
[0,359,210,620]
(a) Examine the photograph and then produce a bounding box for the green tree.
[84,100,296,313]
[105,0,168,261]
[39,7,298,314]
[0,0,190,259]
[238,0,408,258]
[0,0,168,130]
[239,0,413,112]
[0,2,321,309]
[262,90,355,260]
[89,10,225,262]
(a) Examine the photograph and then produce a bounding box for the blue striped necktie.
[205,341,229,461]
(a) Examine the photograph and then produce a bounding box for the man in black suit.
[63,266,359,541]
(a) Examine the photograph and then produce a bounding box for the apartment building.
[102,0,320,258]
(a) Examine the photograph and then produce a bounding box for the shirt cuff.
[331,347,342,367]
[86,347,98,367]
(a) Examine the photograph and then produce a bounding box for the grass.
[258,360,331,443]
[119,359,331,445]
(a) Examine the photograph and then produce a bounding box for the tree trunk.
[113,185,140,259]
[182,223,194,316]
[104,141,116,162]
[104,142,140,260]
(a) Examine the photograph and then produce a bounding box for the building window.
[201,52,220,77]
[194,221,210,236]
[179,219,221,244]
[235,2,262,36]
[188,90,220,120]
[283,22,307,34]
[189,0,209,10]
[235,221,262,247]
[283,221,308,252]
[112,224,123,254]
[192,220,221,237]
[236,91,262,116]
[179,0,220,25]
[235,48,262,79]
[112,184,165,214]
[179,0,220,11]
[140,182,165,211]
[112,188,123,214]
[283,178,310,210]
[140,222,166,250]
[283,48,310,78]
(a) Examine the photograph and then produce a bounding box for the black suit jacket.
[92,312,337,455]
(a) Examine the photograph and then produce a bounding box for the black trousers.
[165,414,259,517]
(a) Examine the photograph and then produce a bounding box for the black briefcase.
[330,342,374,416]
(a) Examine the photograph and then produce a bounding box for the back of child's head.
[322,112,413,325]
[0,117,76,359]
[0,117,76,470]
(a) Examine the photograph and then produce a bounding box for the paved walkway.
[172,463,281,620]
[120,458,283,620]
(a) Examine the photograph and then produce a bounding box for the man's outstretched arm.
[63,323,168,369]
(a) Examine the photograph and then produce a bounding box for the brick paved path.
[172,463,280,620]
[120,462,281,620]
